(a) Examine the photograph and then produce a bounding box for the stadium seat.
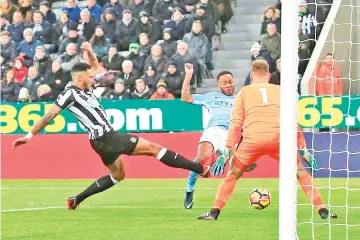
[118,51,130,57]
[51,1,66,9]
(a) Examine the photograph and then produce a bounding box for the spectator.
[163,7,188,41]
[150,80,175,99]
[7,11,25,45]
[260,6,281,35]
[103,0,124,21]
[160,60,184,97]
[171,41,197,85]
[12,56,28,83]
[102,79,132,99]
[144,44,169,76]
[51,11,72,46]
[0,0,18,22]
[22,65,43,100]
[89,25,110,59]
[26,10,52,45]
[58,23,85,54]
[212,0,233,33]
[18,87,31,102]
[0,31,17,66]
[1,14,9,30]
[39,1,56,25]
[118,60,141,91]
[115,9,140,51]
[298,23,310,76]
[260,23,281,62]
[182,3,195,17]
[270,58,280,85]
[18,28,42,66]
[131,78,152,99]
[142,64,158,90]
[298,0,325,53]
[126,41,146,71]
[1,69,20,101]
[186,4,215,41]
[33,45,52,78]
[128,0,150,20]
[85,0,102,23]
[100,9,117,42]
[157,28,177,58]
[152,0,177,25]
[57,42,80,72]
[102,44,124,72]
[244,42,274,85]
[199,0,219,23]
[18,0,33,24]
[36,84,56,101]
[138,11,161,43]
[314,53,343,96]
[182,20,208,87]
[78,8,97,41]
[43,60,71,96]
[139,32,151,58]
[62,0,81,23]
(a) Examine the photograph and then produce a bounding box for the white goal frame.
[279,0,299,239]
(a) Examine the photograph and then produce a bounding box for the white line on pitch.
[0,187,278,190]
[0,205,216,213]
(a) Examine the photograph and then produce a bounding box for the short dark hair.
[326,53,333,57]
[217,71,233,81]
[33,10,43,17]
[71,62,91,74]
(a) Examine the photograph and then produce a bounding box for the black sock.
[76,175,117,204]
[157,149,203,174]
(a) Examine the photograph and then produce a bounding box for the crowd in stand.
[244,0,342,96]
[1,0,234,102]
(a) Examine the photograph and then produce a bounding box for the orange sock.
[213,175,237,210]
[298,173,324,210]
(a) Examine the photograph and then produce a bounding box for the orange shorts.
[232,134,301,171]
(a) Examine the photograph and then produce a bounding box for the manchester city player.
[181,63,256,209]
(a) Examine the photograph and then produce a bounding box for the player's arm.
[12,104,62,149]
[81,42,103,75]
[181,63,194,103]
[226,90,245,150]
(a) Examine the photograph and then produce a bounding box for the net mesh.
[297,0,360,239]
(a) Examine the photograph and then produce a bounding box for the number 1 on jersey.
[259,88,268,105]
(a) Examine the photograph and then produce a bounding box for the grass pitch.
[1,178,360,240]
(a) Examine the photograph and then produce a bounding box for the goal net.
[281,0,360,239]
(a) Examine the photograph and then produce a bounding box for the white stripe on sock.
[110,174,119,184]
[156,148,167,160]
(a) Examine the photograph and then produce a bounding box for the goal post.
[279,0,299,239]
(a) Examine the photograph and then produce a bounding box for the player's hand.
[81,42,93,52]
[300,148,319,172]
[184,63,194,75]
[12,137,29,150]
[211,155,225,176]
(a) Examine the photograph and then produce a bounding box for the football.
[249,188,271,210]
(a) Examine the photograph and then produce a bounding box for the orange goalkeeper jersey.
[226,82,306,150]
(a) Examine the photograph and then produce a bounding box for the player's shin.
[186,169,199,193]
[298,172,325,210]
[156,148,203,174]
[75,175,119,204]
[213,174,238,211]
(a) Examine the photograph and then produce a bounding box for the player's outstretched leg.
[132,138,214,174]
[297,159,337,219]
[66,156,125,210]
[197,157,245,220]
[184,142,217,209]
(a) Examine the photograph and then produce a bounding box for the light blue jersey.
[192,92,235,131]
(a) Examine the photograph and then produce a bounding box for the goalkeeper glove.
[300,148,319,172]
[211,155,226,176]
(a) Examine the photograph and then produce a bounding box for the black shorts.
[90,131,139,166]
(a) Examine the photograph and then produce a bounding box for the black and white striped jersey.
[55,85,113,139]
